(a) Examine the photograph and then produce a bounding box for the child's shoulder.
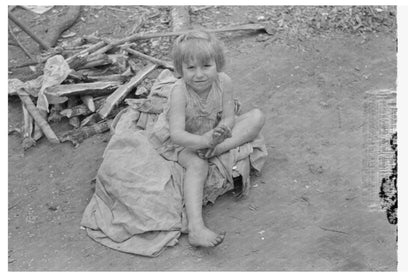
[218,72,232,83]
[218,72,232,92]
[218,72,232,89]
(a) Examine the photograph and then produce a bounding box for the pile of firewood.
[8,6,274,150]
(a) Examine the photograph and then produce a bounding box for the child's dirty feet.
[188,227,226,247]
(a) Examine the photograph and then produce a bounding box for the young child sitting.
[158,30,266,247]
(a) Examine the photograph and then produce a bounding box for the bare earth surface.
[8,6,397,270]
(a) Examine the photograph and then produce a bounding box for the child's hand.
[211,124,232,146]
[197,124,232,159]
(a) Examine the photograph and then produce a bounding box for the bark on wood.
[122,47,174,70]
[60,104,92,118]
[80,113,101,127]
[75,73,130,83]
[59,120,111,147]
[65,41,107,65]
[8,12,51,50]
[98,63,157,119]
[44,81,121,97]
[21,102,36,150]
[8,24,35,61]
[67,97,80,128]
[171,6,191,32]
[17,89,60,143]
[48,104,64,122]
[44,6,81,48]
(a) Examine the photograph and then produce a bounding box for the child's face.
[182,57,218,94]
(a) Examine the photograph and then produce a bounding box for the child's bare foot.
[188,226,226,247]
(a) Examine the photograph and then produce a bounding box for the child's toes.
[214,232,226,246]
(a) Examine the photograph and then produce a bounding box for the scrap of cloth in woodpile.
[80,69,268,257]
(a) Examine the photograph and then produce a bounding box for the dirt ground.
[8,6,397,271]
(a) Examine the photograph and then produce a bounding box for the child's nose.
[195,68,204,78]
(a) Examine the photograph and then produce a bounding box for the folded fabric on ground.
[80,70,268,257]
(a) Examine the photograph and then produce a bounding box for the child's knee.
[251,108,265,128]
[187,155,209,174]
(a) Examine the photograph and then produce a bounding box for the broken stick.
[17,89,60,143]
[44,81,121,98]
[98,63,157,119]
[86,23,274,56]
[8,24,35,61]
[21,102,36,150]
[122,46,174,70]
[8,12,51,50]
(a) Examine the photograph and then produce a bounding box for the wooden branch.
[60,103,92,118]
[65,41,107,64]
[61,97,105,118]
[122,46,174,70]
[59,120,111,147]
[88,23,274,55]
[8,12,51,50]
[21,102,36,150]
[8,24,35,61]
[98,63,157,119]
[44,81,121,97]
[67,97,80,128]
[76,73,130,83]
[171,6,191,32]
[16,89,59,143]
[45,6,81,48]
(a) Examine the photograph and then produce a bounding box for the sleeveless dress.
[81,70,268,257]
[148,72,226,161]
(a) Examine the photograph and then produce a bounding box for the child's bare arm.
[169,86,214,150]
[219,74,235,129]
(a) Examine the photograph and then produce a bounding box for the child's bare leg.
[207,108,265,157]
[178,149,226,247]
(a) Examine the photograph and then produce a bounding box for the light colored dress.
[81,70,268,257]
[148,72,226,161]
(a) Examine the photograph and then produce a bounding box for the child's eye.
[204,64,212,68]
[187,66,195,69]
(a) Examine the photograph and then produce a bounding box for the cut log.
[98,63,157,119]
[44,81,121,97]
[59,120,111,147]
[81,95,95,112]
[60,104,92,118]
[67,97,80,128]
[17,89,59,143]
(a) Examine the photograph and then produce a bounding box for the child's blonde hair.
[171,30,225,76]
